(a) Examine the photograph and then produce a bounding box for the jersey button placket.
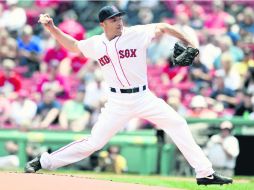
[103,41,125,87]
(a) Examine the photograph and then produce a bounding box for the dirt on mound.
[0,172,182,190]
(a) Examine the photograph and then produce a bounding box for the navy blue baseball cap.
[98,5,125,22]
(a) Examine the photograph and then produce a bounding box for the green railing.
[186,117,254,126]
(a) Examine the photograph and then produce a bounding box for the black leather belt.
[110,85,146,93]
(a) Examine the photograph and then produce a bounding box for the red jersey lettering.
[119,50,125,59]
[98,55,110,66]
[118,49,137,59]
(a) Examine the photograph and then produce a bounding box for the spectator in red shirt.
[42,41,68,73]
[37,61,70,99]
[161,63,188,86]
[0,59,21,95]
[43,41,68,63]
[70,54,89,73]
[35,0,59,9]
[204,1,233,34]
[58,10,86,40]
[174,0,193,18]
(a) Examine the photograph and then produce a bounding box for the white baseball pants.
[40,89,214,178]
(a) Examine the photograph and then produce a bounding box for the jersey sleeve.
[132,24,157,47]
[77,37,96,60]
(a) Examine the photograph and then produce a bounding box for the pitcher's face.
[101,16,123,37]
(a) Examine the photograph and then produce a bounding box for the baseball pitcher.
[25,5,232,185]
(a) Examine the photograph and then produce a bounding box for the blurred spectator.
[137,7,154,25]
[0,141,49,170]
[115,0,129,11]
[96,146,127,174]
[199,34,221,70]
[17,25,42,77]
[175,12,199,47]
[58,10,86,40]
[37,61,70,99]
[0,29,9,60]
[2,0,27,35]
[166,88,187,116]
[147,33,171,65]
[216,53,241,91]
[187,95,218,146]
[234,91,253,118]
[189,3,205,30]
[210,73,237,108]
[42,40,68,72]
[9,90,37,128]
[174,0,193,18]
[161,63,188,86]
[243,67,254,95]
[232,48,254,79]
[57,53,89,76]
[188,57,211,93]
[33,90,61,129]
[238,6,254,34]
[0,141,19,169]
[0,92,11,127]
[69,53,89,74]
[187,95,218,118]
[59,87,90,131]
[139,0,159,9]
[77,60,99,82]
[226,23,241,45]
[205,121,240,177]
[0,28,17,60]
[39,27,56,51]
[35,0,59,9]
[83,70,107,112]
[204,1,233,35]
[0,59,22,95]
[237,5,254,44]
[214,36,244,69]
[5,37,18,60]
[84,71,108,128]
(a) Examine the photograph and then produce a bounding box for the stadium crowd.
[0,0,254,133]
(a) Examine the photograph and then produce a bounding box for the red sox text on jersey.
[98,48,137,66]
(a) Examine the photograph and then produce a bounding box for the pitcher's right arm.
[39,14,80,53]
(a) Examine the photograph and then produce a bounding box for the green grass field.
[45,170,254,190]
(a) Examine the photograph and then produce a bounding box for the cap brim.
[105,12,125,21]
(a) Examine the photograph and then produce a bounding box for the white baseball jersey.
[77,25,156,88]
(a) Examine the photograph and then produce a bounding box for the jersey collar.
[101,27,126,43]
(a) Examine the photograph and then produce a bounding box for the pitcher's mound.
[0,172,181,190]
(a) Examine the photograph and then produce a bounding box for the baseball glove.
[169,42,199,67]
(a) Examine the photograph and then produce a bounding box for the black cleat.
[24,156,42,173]
[197,172,233,185]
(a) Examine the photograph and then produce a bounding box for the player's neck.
[104,31,120,41]
[105,34,117,41]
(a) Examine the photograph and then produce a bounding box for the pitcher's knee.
[84,140,106,153]
[158,116,188,130]
[171,116,188,127]
[92,142,105,151]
